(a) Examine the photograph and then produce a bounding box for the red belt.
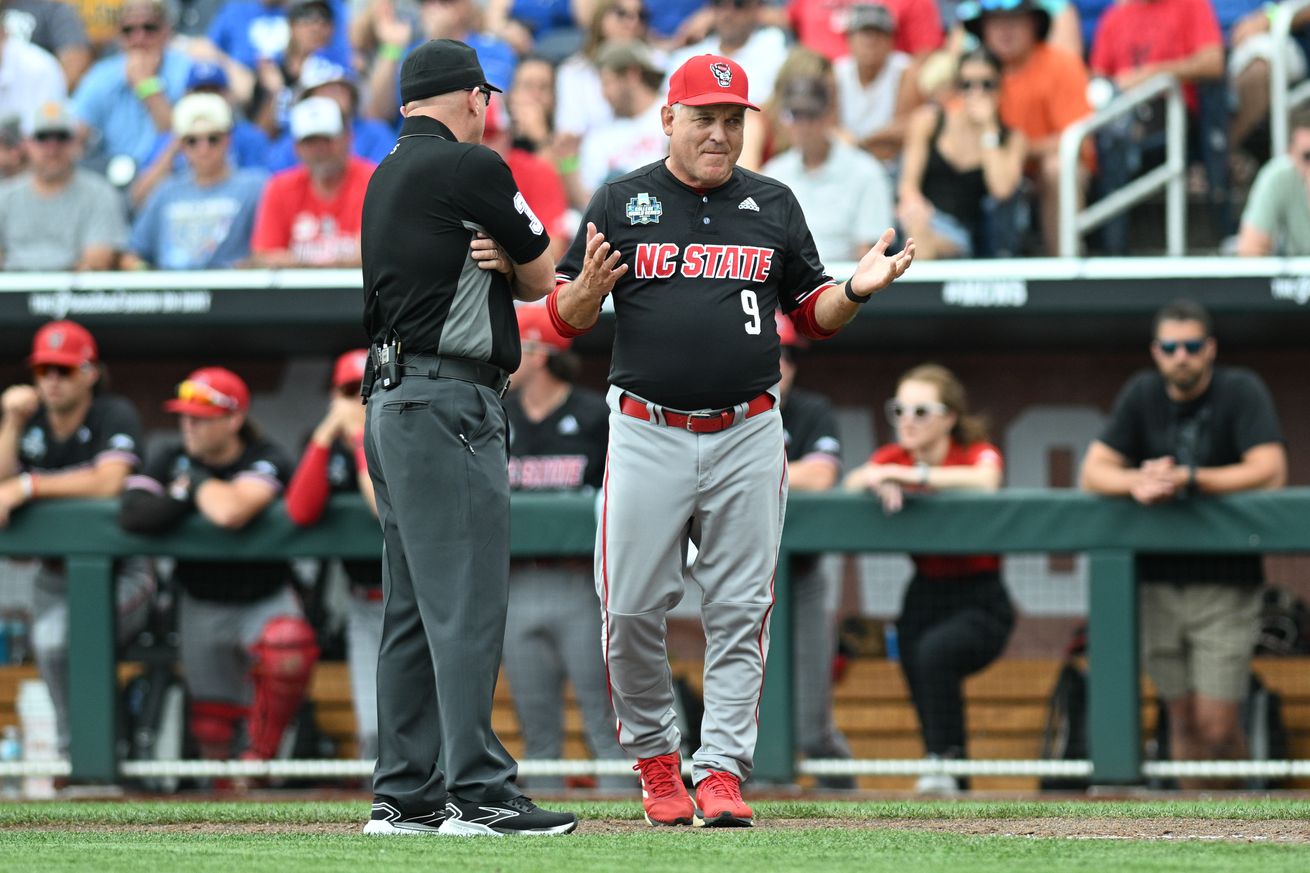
[619,393,775,434]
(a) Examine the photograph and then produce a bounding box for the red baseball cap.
[517,305,572,353]
[667,54,759,111]
[164,367,250,418]
[332,348,369,388]
[29,320,98,368]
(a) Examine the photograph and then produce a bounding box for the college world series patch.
[627,193,663,225]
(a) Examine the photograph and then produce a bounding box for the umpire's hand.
[471,232,512,276]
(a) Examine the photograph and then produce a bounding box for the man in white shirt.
[834,3,915,163]
[0,21,67,135]
[574,40,668,203]
[667,0,787,106]
[762,75,892,265]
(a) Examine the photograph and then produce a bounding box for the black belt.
[398,353,511,397]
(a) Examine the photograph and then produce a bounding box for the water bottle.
[883,622,900,662]
[6,615,27,665]
[0,726,21,799]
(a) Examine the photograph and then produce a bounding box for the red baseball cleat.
[634,752,695,826]
[694,770,753,827]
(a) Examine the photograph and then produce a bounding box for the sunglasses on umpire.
[885,400,950,423]
[1154,338,1207,356]
[175,379,240,411]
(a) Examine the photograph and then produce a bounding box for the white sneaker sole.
[438,818,577,837]
[363,820,447,836]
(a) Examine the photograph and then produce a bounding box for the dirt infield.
[12,818,1310,842]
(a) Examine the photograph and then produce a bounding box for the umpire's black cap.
[400,39,503,105]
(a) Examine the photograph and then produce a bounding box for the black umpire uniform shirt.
[362,115,549,371]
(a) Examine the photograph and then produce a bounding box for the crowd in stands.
[2,0,1310,267]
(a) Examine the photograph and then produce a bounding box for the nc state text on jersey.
[633,243,775,282]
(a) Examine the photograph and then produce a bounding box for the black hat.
[400,39,503,105]
[957,0,1051,43]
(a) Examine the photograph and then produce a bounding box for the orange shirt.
[999,43,1092,152]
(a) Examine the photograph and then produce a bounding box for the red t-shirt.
[1090,0,1221,108]
[870,439,1003,578]
[506,147,571,241]
[251,156,376,265]
[788,0,943,61]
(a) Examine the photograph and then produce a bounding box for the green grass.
[0,800,1307,873]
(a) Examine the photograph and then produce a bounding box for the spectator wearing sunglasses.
[1088,0,1222,256]
[0,320,154,755]
[762,75,892,265]
[1237,106,1310,256]
[1080,299,1286,787]
[205,0,352,85]
[284,349,381,760]
[555,0,659,142]
[0,101,127,270]
[69,0,192,171]
[897,48,1026,259]
[843,363,1012,795]
[833,4,918,164]
[956,0,1091,256]
[123,93,269,270]
[120,367,319,766]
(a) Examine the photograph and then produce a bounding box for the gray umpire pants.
[365,375,518,806]
[598,385,788,785]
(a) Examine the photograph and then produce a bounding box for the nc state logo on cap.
[710,63,733,88]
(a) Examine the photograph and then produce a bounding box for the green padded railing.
[3,488,1308,784]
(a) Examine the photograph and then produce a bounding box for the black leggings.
[897,572,1014,756]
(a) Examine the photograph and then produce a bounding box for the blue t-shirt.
[264,116,395,172]
[129,167,268,269]
[509,0,574,34]
[70,49,192,165]
[207,1,352,69]
[647,0,705,40]
[1073,0,1116,52]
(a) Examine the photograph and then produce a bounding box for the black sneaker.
[437,795,578,836]
[363,795,448,835]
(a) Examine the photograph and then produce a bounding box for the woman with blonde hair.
[844,363,1015,794]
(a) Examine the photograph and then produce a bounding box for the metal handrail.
[1270,0,1310,153]
[1058,73,1187,257]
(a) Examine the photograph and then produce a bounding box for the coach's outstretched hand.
[849,229,916,299]
[554,222,628,331]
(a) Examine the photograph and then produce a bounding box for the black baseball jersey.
[1098,365,1284,585]
[133,438,294,602]
[556,161,833,410]
[505,387,609,492]
[325,439,382,589]
[781,387,842,466]
[362,115,551,374]
[18,394,142,474]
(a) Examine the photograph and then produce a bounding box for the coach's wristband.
[843,278,869,305]
[134,76,164,100]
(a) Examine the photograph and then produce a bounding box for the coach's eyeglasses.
[466,86,493,106]
[1154,338,1207,357]
[175,379,240,411]
[885,400,950,423]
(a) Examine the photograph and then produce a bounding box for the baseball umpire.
[359,39,574,836]
[549,54,915,827]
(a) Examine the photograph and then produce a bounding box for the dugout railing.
[2,490,1308,787]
